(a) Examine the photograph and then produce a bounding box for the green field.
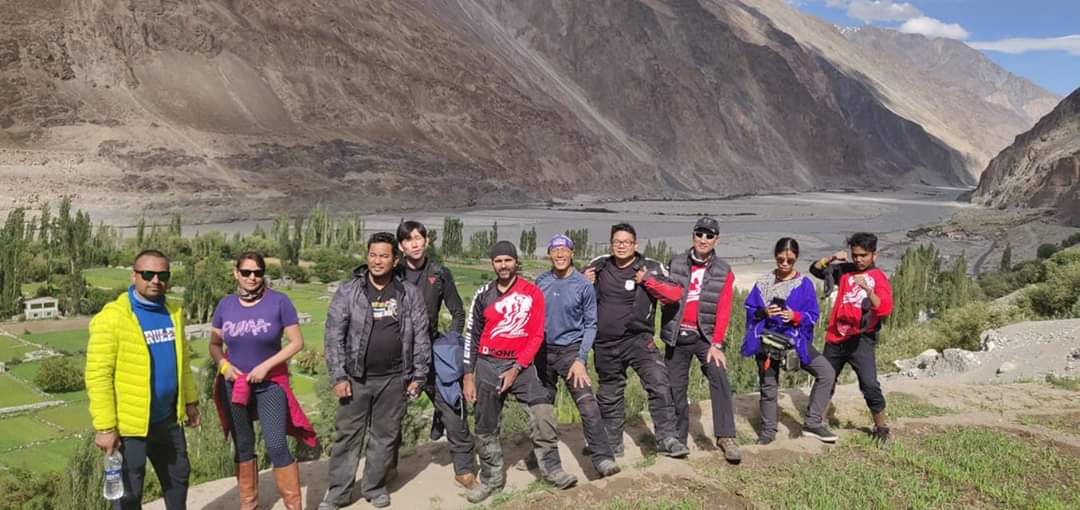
[0,415,63,451]
[26,329,89,353]
[0,437,83,473]
[83,267,132,289]
[0,374,45,407]
[7,356,89,403]
[0,335,34,362]
[34,404,92,433]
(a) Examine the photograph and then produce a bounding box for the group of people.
[84,217,894,509]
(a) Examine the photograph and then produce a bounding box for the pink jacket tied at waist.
[213,361,317,448]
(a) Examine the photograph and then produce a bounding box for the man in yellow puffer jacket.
[85,249,200,510]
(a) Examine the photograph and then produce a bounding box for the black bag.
[760,329,801,372]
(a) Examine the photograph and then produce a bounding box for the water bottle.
[103,450,124,500]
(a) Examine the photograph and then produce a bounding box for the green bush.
[1047,248,1080,268]
[293,348,322,376]
[1037,243,1059,259]
[935,302,1027,351]
[1019,261,1080,318]
[34,356,85,393]
[1061,232,1080,249]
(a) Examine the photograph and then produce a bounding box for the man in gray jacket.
[320,232,431,510]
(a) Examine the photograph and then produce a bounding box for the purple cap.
[547,234,575,252]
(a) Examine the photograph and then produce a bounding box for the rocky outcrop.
[0,0,1056,220]
[972,88,1080,225]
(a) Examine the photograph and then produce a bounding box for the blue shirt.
[129,286,178,424]
[535,269,597,362]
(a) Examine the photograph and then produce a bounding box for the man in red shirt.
[462,241,576,503]
[809,232,894,444]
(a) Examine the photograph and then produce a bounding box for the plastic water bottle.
[103,451,124,500]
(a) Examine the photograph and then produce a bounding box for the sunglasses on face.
[694,231,717,240]
[239,269,265,278]
[776,256,796,265]
[137,270,171,282]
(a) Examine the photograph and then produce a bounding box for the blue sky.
[789,1,1080,96]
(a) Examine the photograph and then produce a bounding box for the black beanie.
[489,240,518,260]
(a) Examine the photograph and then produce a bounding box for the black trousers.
[220,379,294,468]
[473,356,562,489]
[323,374,406,504]
[389,368,476,476]
[594,332,678,448]
[824,334,887,413]
[665,329,736,441]
[116,415,190,510]
[537,342,616,466]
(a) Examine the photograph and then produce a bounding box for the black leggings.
[221,379,294,468]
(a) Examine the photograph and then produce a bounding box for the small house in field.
[23,297,59,321]
[185,324,212,339]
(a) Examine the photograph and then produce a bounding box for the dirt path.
[151,376,1080,509]
[0,317,90,334]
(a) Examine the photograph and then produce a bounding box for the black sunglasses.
[136,270,171,282]
[239,269,265,278]
[694,231,717,240]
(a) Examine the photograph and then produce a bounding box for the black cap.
[693,217,720,235]
[489,240,519,260]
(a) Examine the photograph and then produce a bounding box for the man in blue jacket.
[535,235,621,477]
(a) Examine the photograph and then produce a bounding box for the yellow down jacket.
[85,292,198,437]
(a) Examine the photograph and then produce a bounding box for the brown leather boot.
[273,462,303,510]
[236,460,259,510]
[454,472,478,490]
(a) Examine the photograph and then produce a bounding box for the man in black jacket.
[660,217,740,463]
[584,223,690,458]
[320,233,430,510]
[388,221,477,489]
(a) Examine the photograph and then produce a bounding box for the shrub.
[1061,232,1080,249]
[34,356,85,393]
[1018,260,1080,319]
[293,348,322,376]
[1036,243,1059,259]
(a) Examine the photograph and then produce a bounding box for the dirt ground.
[151,366,1080,509]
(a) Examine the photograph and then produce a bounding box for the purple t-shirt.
[212,289,300,373]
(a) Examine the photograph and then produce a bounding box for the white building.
[23,297,59,321]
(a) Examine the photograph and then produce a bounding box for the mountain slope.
[735,0,1058,176]
[0,0,1048,221]
[972,88,1080,225]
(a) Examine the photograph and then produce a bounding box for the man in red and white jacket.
[810,232,894,444]
[462,241,575,503]
[660,217,739,463]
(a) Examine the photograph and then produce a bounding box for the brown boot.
[273,462,303,510]
[455,472,478,490]
[236,460,259,510]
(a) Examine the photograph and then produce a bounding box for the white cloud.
[968,35,1080,56]
[899,16,970,40]
[845,0,922,22]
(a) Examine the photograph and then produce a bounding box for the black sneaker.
[755,436,775,446]
[871,426,891,446]
[802,425,838,443]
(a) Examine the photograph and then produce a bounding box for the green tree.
[0,208,27,317]
[442,217,463,257]
[1037,243,1058,259]
[184,257,234,323]
[34,356,85,393]
[519,227,537,259]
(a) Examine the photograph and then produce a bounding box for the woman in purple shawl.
[742,238,837,445]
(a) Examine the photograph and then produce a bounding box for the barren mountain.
[972,87,1080,225]
[0,0,1055,222]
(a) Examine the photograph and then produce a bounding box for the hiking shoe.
[454,472,479,490]
[466,482,501,504]
[658,437,690,458]
[717,437,742,464]
[595,459,621,477]
[755,436,775,446]
[589,443,625,458]
[545,468,578,489]
[872,426,891,446]
[802,424,838,443]
[369,494,390,508]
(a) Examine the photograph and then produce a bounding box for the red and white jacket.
[810,263,894,343]
[464,276,545,371]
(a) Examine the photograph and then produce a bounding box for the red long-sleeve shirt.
[464,276,546,370]
[823,267,893,343]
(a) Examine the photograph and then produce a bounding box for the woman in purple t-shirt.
[209,251,306,510]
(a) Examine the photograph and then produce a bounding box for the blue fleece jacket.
[128,286,178,423]
[535,269,597,362]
